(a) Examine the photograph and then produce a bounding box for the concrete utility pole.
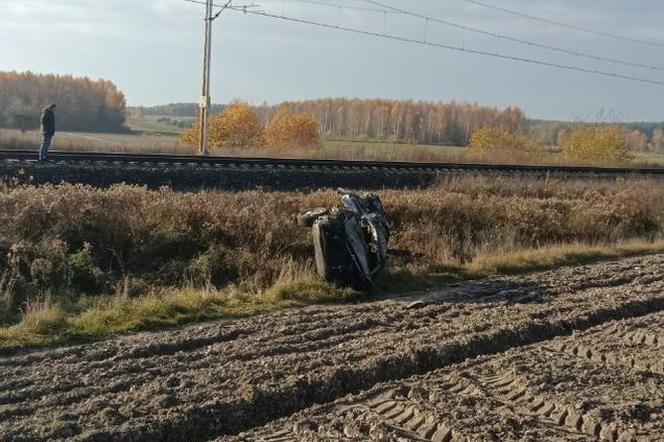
[198,0,214,156]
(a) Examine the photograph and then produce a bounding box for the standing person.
[38,104,56,161]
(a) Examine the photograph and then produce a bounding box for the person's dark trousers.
[39,134,52,161]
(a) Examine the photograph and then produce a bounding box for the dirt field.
[229,310,664,442]
[1,255,664,441]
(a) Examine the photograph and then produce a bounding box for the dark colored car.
[298,189,389,290]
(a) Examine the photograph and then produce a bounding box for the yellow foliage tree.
[265,106,321,149]
[560,125,629,164]
[181,101,264,149]
[468,127,544,160]
[624,129,648,153]
[652,128,664,152]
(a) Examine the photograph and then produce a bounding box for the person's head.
[48,104,57,111]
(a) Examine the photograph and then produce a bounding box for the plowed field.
[2,255,664,441]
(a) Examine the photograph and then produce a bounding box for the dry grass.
[467,240,664,274]
[0,271,356,350]
[1,176,664,350]
[2,240,663,352]
[0,128,188,155]
[0,128,467,162]
[4,125,664,167]
[376,239,664,292]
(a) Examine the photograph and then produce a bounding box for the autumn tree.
[468,126,544,161]
[265,106,321,149]
[181,101,264,149]
[652,128,664,152]
[0,71,126,132]
[560,126,629,164]
[624,129,648,153]
[255,98,525,146]
[556,128,571,148]
[495,106,526,134]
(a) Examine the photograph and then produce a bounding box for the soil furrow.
[232,310,664,441]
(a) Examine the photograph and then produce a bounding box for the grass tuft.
[468,240,664,275]
[264,276,358,305]
[0,305,68,349]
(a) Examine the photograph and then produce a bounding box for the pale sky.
[2,0,664,121]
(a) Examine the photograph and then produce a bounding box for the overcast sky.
[2,0,664,121]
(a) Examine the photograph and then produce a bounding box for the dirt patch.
[1,255,664,441]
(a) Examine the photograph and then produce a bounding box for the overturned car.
[297,189,389,290]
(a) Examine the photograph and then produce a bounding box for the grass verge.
[0,274,357,353]
[2,239,663,354]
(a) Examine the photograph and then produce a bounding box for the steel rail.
[1,149,664,176]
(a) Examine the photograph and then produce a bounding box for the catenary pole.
[198,0,213,156]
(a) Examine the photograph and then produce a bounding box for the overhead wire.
[361,0,664,73]
[461,0,664,50]
[211,0,234,20]
[179,0,664,86]
[182,0,236,16]
[225,5,664,86]
[183,0,397,14]
[287,0,401,14]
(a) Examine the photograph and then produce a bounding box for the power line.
[211,0,235,19]
[180,0,664,86]
[288,0,401,14]
[461,0,664,50]
[183,0,395,14]
[361,0,664,73]
[223,5,664,86]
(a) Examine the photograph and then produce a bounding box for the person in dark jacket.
[38,104,56,161]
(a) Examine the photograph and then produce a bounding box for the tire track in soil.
[0,317,385,417]
[600,325,662,349]
[2,255,664,441]
[542,311,664,376]
[544,341,664,375]
[244,374,624,441]
[93,298,664,442]
[234,311,664,442]
[479,374,628,441]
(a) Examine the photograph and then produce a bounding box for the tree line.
[0,71,127,133]
[254,99,525,146]
[138,99,664,152]
[140,98,526,146]
[141,102,223,117]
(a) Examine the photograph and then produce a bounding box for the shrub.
[1,179,664,347]
[560,125,629,164]
[265,105,321,149]
[467,127,544,161]
[187,245,239,286]
[181,101,264,149]
[0,179,663,327]
[68,243,105,293]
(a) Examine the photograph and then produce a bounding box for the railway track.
[2,148,664,176]
[3,148,664,190]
